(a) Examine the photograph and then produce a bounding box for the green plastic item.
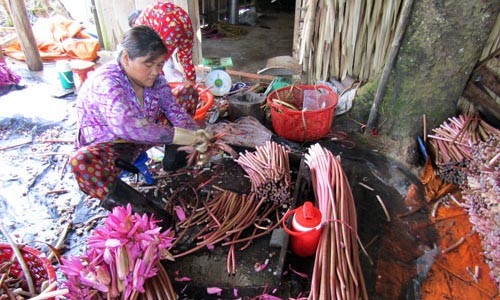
[271,77,292,91]
[264,77,293,97]
[202,57,233,68]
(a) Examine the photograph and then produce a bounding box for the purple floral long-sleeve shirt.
[75,59,199,147]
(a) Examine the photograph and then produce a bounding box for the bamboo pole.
[365,0,414,133]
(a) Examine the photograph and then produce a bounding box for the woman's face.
[123,52,165,88]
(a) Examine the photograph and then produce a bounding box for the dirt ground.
[201,10,294,74]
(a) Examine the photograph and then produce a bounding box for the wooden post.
[187,0,202,66]
[90,0,104,49]
[292,0,302,59]
[8,0,43,71]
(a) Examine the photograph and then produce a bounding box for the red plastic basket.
[0,244,56,295]
[267,85,338,142]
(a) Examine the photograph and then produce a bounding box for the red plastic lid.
[294,201,322,228]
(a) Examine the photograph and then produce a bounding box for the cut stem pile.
[427,114,499,166]
[460,135,499,289]
[0,261,67,300]
[0,223,67,300]
[173,189,280,274]
[305,144,367,300]
[235,141,292,205]
[428,114,499,288]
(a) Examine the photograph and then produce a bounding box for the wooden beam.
[226,69,275,83]
[463,81,500,126]
[8,0,42,71]
[90,0,104,49]
[474,65,500,97]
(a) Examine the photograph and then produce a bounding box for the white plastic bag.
[303,89,329,111]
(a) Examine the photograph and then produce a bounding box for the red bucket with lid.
[283,201,323,257]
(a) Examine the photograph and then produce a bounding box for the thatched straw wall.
[294,0,500,83]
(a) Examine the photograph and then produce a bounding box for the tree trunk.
[8,0,43,71]
[372,0,499,166]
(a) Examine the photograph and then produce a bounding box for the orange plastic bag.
[62,38,100,61]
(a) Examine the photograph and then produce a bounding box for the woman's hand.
[172,127,211,153]
[193,129,210,153]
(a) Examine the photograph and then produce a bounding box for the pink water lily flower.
[207,287,222,295]
[174,205,187,221]
[61,204,175,299]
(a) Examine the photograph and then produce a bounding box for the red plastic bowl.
[0,243,56,295]
[169,82,215,122]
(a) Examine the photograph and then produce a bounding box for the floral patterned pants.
[70,87,198,200]
[70,143,149,200]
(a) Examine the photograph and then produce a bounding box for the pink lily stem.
[452,114,472,143]
[151,277,164,299]
[130,290,138,300]
[203,197,222,228]
[157,263,177,299]
[175,191,257,258]
[222,212,284,246]
[228,231,241,275]
[143,280,154,299]
[171,195,201,249]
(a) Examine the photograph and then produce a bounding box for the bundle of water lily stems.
[305,144,368,300]
[172,189,281,274]
[234,141,292,205]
